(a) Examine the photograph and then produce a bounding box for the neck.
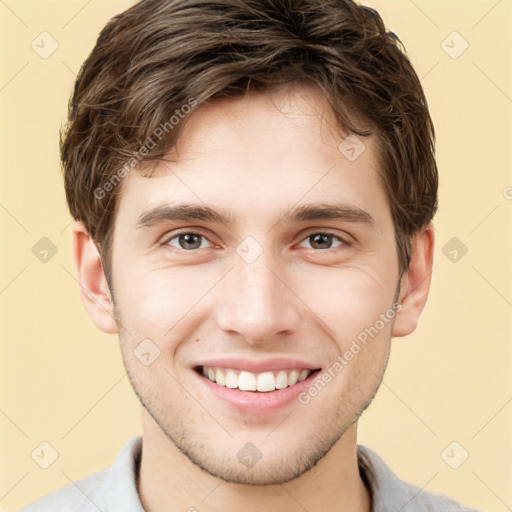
[138,410,371,512]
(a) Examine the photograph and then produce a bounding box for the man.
[21,0,481,510]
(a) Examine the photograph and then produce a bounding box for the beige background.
[0,1,510,510]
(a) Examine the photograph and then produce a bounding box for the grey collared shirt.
[20,436,482,512]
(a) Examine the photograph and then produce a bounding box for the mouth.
[191,357,323,414]
[193,365,321,416]
[194,365,320,392]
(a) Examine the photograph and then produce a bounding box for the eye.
[298,232,346,250]
[165,232,213,250]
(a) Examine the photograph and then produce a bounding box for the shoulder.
[357,444,483,512]
[18,436,143,512]
[18,469,109,512]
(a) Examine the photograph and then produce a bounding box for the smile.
[198,366,314,392]
[192,358,322,413]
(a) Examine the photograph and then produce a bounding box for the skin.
[72,84,434,512]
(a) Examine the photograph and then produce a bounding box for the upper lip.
[194,357,321,373]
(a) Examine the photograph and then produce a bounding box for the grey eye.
[168,233,211,250]
[299,233,344,250]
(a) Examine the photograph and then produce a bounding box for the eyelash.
[161,230,351,252]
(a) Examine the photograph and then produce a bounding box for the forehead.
[115,85,390,229]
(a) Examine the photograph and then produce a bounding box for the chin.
[182,449,323,486]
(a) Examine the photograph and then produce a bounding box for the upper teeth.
[201,366,311,392]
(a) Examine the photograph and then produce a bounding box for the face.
[106,85,404,484]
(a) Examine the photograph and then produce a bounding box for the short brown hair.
[61,0,438,285]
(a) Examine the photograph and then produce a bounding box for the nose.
[214,248,302,345]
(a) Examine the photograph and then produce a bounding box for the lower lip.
[192,369,321,414]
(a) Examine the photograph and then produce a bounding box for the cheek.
[293,264,396,394]
[295,265,396,341]
[138,283,190,320]
[113,264,220,347]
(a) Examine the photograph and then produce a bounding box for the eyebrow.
[287,203,375,226]
[136,202,375,229]
[136,204,235,228]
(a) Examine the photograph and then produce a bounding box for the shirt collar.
[358,444,415,511]
[106,436,145,512]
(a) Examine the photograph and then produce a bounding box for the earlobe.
[71,221,118,334]
[392,223,435,338]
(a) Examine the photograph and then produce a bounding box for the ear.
[71,221,118,334]
[392,223,435,337]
